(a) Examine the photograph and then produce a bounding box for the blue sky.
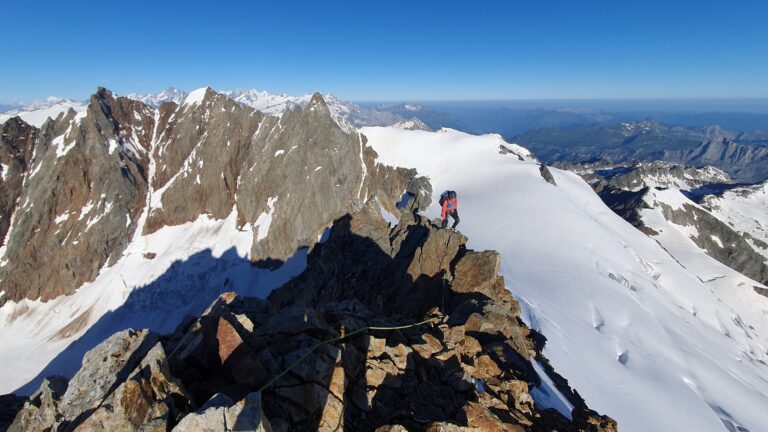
[1,0,766,103]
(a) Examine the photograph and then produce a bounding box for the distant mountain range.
[513,120,768,182]
[0,97,87,127]
[358,102,768,137]
[0,88,415,132]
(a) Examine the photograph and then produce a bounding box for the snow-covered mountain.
[586,162,768,287]
[125,87,408,129]
[2,88,768,431]
[0,88,413,135]
[704,182,768,262]
[124,87,187,107]
[0,97,87,128]
[391,117,433,131]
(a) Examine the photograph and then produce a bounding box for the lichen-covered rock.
[73,342,191,431]
[172,392,271,432]
[58,329,159,420]
[7,376,67,432]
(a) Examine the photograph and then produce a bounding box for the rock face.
[0,117,37,248]
[0,88,152,301]
[0,87,424,304]
[10,204,616,431]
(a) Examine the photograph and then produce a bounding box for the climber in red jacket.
[439,190,459,229]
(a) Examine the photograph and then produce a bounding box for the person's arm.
[441,201,447,220]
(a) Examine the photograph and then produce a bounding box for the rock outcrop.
[10,205,616,431]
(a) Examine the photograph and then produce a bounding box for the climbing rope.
[257,315,442,393]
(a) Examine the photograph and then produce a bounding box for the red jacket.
[441,198,458,219]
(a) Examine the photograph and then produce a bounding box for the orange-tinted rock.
[216,317,243,364]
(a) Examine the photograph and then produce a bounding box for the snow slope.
[363,126,768,432]
[0,97,87,127]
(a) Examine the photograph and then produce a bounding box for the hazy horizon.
[5,89,768,115]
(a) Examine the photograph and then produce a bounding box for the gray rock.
[8,375,68,432]
[59,329,159,420]
[172,392,272,432]
[539,164,557,185]
[73,342,192,431]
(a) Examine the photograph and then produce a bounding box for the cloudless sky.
[1,0,767,103]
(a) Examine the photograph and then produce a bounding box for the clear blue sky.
[1,0,766,103]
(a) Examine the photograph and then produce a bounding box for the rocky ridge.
[8,203,616,431]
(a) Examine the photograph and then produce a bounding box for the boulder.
[7,376,67,432]
[172,392,272,432]
[59,329,159,420]
[451,251,501,295]
[73,342,191,431]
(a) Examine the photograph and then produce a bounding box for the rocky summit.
[8,203,616,431]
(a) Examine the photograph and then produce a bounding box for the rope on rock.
[257,315,442,393]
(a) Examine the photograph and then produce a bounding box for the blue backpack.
[440,190,457,207]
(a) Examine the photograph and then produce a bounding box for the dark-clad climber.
[439,190,459,229]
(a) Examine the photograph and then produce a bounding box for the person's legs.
[441,217,448,228]
[451,210,460,229]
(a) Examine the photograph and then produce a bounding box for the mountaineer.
[439,190,459,229]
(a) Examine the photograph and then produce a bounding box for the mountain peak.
[182,87,214,107]
[307,92,328,111]
[124,87,187,108]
